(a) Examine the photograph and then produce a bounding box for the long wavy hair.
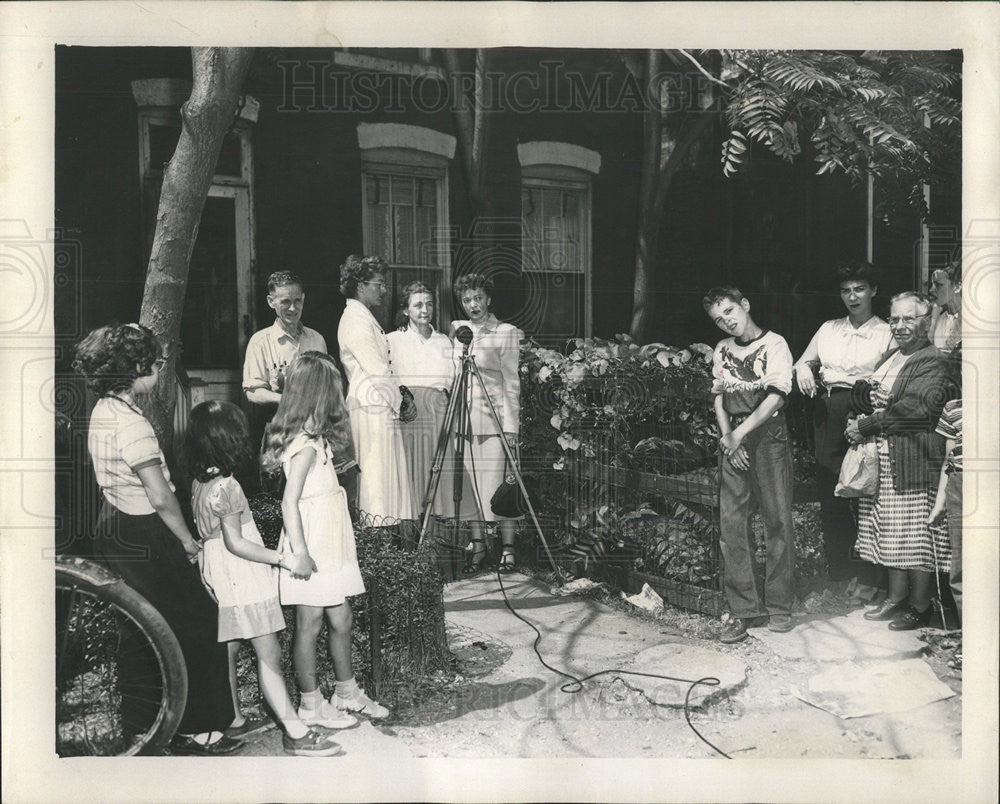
[180,400,254,483]
[260,351,355,475]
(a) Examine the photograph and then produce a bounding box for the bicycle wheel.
[56,556,188,756]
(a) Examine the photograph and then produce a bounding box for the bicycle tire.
[56,556,188,756]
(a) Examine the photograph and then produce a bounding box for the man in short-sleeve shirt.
[243,271,328,407]
[243,271,356,493]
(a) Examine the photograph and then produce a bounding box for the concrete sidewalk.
[235,572,960,759]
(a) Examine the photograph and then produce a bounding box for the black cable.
[494,567,733,760]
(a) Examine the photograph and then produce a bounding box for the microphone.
[455,325,474,355]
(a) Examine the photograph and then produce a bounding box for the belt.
[821,385,852,397]
[728,410,784,428]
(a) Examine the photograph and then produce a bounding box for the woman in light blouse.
[387,281,474,525]
[793,262,894,601]
[337,255,415,525]
[451,273,523,573]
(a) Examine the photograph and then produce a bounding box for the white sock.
[284,719,309,739]
[299,689,323,711]
[335,677,358,699]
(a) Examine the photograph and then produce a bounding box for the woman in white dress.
[387,281,474,525]
[451,273,523,573]
[337,255,415,526]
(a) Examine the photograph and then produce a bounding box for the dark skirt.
[94,504,234,735]
[813,388,884,586]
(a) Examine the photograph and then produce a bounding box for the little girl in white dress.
[183,400,344,757]
[261,350,390,725]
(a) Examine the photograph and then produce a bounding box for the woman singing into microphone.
[451,273,523,573]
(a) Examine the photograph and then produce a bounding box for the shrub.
[247,495,450,698]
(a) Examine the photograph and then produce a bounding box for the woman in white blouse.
[337,255,415,525]
[451,273,523,573]
[794,262,894,601]
[387,281,474,525]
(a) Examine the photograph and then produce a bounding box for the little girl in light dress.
[183,400,344,757]
[275,430,365,607]
[261,351,390,725]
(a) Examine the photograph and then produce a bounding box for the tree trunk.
[138,47,254,451]
[628,59,719,343]
[628,50,663,343]
[442,48,492,217]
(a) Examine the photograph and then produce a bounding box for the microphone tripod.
[416,325,564,585]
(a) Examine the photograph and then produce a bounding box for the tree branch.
[676,49,730,91]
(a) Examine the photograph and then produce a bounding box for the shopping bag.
[835,440,879,497]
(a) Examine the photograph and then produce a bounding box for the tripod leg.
[417,369,465,547]
[465,357,565,585]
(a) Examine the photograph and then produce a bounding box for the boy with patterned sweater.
[704,286,796,643]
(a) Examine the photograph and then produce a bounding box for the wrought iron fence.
[559,371,728,616]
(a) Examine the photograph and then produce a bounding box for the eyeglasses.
[888,314,929,326]
[364,280,387,290]
[153,358,168,370]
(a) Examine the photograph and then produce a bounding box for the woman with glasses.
[846,292,958,630]
[337,255,415,526]
[793,262,894,603]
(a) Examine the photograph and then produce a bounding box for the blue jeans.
[719,414,795,618]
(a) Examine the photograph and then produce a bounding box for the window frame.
[359,146,452,328]
[520,167,593,339]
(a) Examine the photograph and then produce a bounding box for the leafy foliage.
[710,50,961,220]
[519,335,721,580]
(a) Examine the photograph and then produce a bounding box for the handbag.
[491,453,528,517]
[835,440,879,498]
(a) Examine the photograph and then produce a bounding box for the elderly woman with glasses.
[337,254,415,526]
[845,292,958,630]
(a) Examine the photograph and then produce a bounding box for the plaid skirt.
[856,438,951,572]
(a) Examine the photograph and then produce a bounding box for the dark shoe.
[888,604,933,631]
[169,733,244,756]
[719,618,749,644]
[863,597,907,621]
[224,713,273,740]
[498,550,516,574]
[767,614,794,633]
[282,728,344,757]
[463,539,486,575]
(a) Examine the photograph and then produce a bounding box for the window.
[519,142,600,343]
[358,124,454,329]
